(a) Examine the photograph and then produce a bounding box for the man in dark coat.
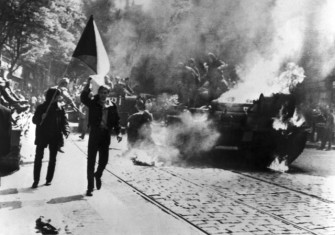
[0,103,11,157]
[32,88,69,188]
[81,78,122,196]
[127,97,153,148]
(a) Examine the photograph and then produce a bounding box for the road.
[291,147,335,177]
[73,134,335,235]
[1,122,334,235]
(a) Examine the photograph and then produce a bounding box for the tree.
[0,0,86,83]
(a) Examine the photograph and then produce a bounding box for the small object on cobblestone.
[131,156,155,166]
[35,216,59,234]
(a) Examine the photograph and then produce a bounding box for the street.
[0,123,335,235]
[2,1,335,234]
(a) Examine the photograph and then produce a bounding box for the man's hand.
[116,135,122,143]
[84,77,92,91]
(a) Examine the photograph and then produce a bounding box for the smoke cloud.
[123,111,220,166]
[100,0,335,98]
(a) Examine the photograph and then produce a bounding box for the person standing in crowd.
[205,52,229,101]
[81,77,122,197]
[31,88,69,188]
[0,103,12,157]
[124,77,134,95]
[319,107,334,150]
[78,103,89,140]
[126,97,154,149]
[30,96,37,113]
[54,77,78,111]
[0,69,29,113]
[51,78,78,153]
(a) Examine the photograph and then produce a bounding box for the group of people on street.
[31,76,153,197]
[0,67,31,165]
[0,67,30,117]
[171,52,237,108]
[314,106,334,151]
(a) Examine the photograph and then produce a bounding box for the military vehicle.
[208,93,308,168]
[166,93,308,168]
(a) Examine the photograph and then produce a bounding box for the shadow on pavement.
[0,188,18,195]
[287,165,310,174]
[0,200,22,210]
[47,195,85,204]
[183,150,270,173]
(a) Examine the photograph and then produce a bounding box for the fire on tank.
[165,93,309,169]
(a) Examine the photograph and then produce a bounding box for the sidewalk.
[0,125,203,235]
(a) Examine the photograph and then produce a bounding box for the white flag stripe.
[93,20,110,76]
[90,74,105,95]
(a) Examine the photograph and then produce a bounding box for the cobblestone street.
[74,135,335,235]
[1,125,335,234]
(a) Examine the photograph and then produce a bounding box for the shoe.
[86,190,93,196]
[32,182,38,188]
[79,135,85,140]
[95,175,102,190]
[58,148,64,153]
[45,181,52,186]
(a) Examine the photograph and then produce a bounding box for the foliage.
[0,0,86,78]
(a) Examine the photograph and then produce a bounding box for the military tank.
[208,93,308,168]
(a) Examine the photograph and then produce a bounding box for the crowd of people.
[305,104,335,151]
[1,51,335,197]
[168,52,237,107]
[19,74,152,196]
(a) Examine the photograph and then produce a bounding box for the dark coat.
[127,110,153,147]
[32,102,69,147]
[0,104,11,156]
[80,89,120,135]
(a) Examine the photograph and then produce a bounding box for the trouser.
[321,129,333,149]
[87,128,110,191]
[33,144,58,183]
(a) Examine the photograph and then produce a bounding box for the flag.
[73,15,110,94]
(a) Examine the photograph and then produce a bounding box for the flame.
[268,155,289,172]
[290,108,306,127]
[272,108,306,131]
[272,118,288,131]
[128,148,158,166]
[218,62,305,104]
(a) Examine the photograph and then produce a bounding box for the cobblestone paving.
[73,139,334,235]
[238,171,335,203]
[161,167,335,235]
[103,161,314,235]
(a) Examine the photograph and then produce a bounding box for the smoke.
[97,0,335,98]
[123,111,220,166]
[219,62,306,103]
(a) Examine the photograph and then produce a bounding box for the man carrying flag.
[74,15,122,196]
[81,78,122,196]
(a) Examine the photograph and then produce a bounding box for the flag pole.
[40,15,102,125]
[39,60,72,125]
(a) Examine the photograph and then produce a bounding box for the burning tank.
[208,93,308,168]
